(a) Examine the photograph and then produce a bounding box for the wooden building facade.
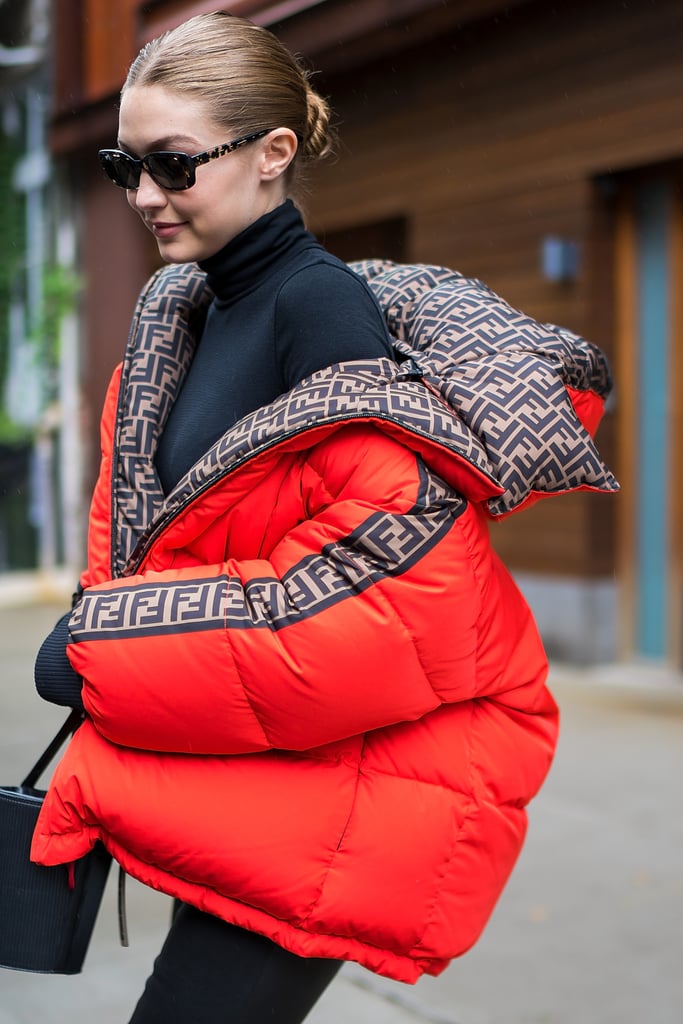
[49,0,683,667]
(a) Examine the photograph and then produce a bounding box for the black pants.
[128,903,343,1024]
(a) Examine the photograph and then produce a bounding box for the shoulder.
[277,251,383,317]
[273,250,393,385]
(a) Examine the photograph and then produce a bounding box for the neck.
[198,199,309,302]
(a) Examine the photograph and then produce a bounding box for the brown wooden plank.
[51,0,84,117]
[82,0,137,103]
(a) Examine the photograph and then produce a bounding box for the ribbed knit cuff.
[34,611,85,711]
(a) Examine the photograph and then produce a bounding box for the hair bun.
[302,86,335,162]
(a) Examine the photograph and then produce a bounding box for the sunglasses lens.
[98,150,195,190]
[99,151,140,190]
[146,153,194,191]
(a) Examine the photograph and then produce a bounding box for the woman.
[33,11,618,1024]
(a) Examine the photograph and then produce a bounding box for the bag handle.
[21,709,84,789]
[19,708,131,947]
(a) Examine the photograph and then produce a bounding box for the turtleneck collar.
[198,199,313,304]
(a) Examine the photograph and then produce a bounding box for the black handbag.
[0,709,113,974]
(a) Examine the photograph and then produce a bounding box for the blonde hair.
[123,11,335,189]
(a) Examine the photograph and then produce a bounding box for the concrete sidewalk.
[1,599,682,1023]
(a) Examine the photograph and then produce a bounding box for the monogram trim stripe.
[112,265,214,575]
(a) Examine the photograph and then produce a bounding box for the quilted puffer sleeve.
[66,425,492,755]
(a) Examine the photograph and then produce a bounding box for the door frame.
[614,167,683,665]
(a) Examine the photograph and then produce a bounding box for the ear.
[259,128,298,181]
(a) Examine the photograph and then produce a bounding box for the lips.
[149,221,186,239]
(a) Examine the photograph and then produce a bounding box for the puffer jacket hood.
[30,258,616,983]
[352,259,617,516]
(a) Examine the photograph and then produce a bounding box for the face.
[117,84,294,263]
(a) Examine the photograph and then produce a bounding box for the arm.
[67,425,478,755]
[34,367,123,711]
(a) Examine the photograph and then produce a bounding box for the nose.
[128,169,167,211]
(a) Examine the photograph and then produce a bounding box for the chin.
[156,243,198,265]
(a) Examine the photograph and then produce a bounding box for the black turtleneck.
[154,200,393,494]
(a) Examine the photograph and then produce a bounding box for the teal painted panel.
[634,180,670,657]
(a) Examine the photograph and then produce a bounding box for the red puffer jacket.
[31,261,617,982]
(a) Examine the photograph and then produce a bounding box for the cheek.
[125,190,138,213]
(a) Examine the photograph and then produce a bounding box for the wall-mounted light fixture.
[541,236,579,282]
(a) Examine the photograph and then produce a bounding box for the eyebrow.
[116,135,204,155]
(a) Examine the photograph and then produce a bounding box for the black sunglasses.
[98,129,272,191]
